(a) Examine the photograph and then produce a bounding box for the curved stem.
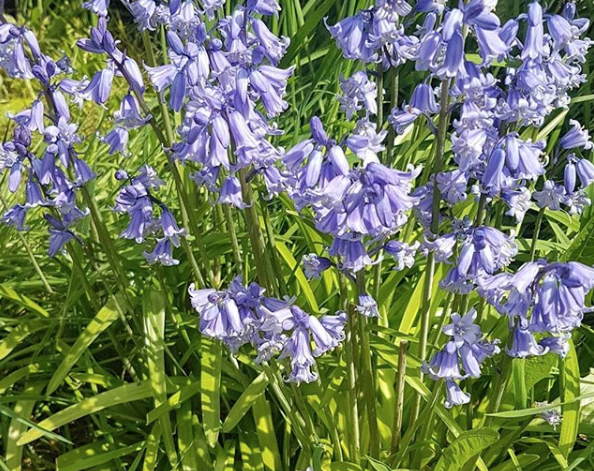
[410,79,451,425]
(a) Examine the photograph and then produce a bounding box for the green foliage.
[1,0,594,470]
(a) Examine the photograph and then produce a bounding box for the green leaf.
[559,341,581,458]
[147,381,201,424]
[47,292,130,394]
[563,211,594,264]
[280,0,339,67]
[0,403,72,445]
[0,321,47,360]
[366,456,402,471]
[329,464,363,471]
[56,441,145,471]
[5,383,44,470]
[18,381,153,445]
[201,337,222,448]
[143,289,177,467]
[276,241,319,311]
[142,422,162,471]
[0,284,49,317]
[434,428,500,471]
[252,396,282,471]
[222,372,269,433]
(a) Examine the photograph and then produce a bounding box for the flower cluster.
[136,0,294,201]
[479,260,594,358]
[113,165,186,265]
[423,308,500,408]
[189,277,347,383]
[286,117,419,276]
[0,21,95,256]
[325,0,594,407]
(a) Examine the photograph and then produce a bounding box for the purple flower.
[444,380,471,409]
[356,294,380,318]
[560,120,593,150]
[385,240,419,271]
[302,254,332,279]
[83,0,109,16]
[506,325,547,358]
[189,285,251,350]
[437,170,468,204]
[144,238,180,266]
[533,180,567,210]
[329,235,375,273]
[338,71,377,120]
[442,308,482,346]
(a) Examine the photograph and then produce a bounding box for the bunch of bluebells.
[324,0,594,410]
[189,277,347,383]
[285,116,420,278]
[0,21,96,256]
[128,0,295,202]
[113,165,186,265]
[75,0,294,262]
[479,260,594,358]
[423,308,500,408]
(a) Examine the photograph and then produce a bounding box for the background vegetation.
[1,0,594,470]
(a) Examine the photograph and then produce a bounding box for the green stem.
[376,62,384,136]
[485,354,513,426]
[314,379,343,462]
[261,201,287,297]
[263,362,312,455]
[0,194,52,294]
[390,340,407,455]
[385,67,399,163]
[530,208,545,261]
[222,204,243,272]
[345,301,361,463]
[355,271,380,460]
[410,79,451,425]
[238,169,272,292]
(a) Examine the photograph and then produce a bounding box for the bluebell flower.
[83,0,109,16]
[575,157,594,188]
[423,341,463,380]
[102,127,129,156]
[533,180,567,210]
[457,226,518,277]
[559,119,593,150]
[144,238,180,266]
[522,1,544,61]
[442,308,482,346]
[444,379,471,409]
[329,235,375,273]
[425,307,499,407]
[539,334,571,358]
[437,170,468,205]
[218,176,246,208]
[338,71,377,120]
[44,205,87,256]
[385,240,419,271]
[506,325,547,358]
[302,254,332,279]
[346,119,386,165]
[326,10,375,61]
[356,294,380,318]
[502,188,532,223]
[247,0,280,16]
[2,204,28,231]
[189,285,252,351]
[129,0,159,31]
[436,30,464,78]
